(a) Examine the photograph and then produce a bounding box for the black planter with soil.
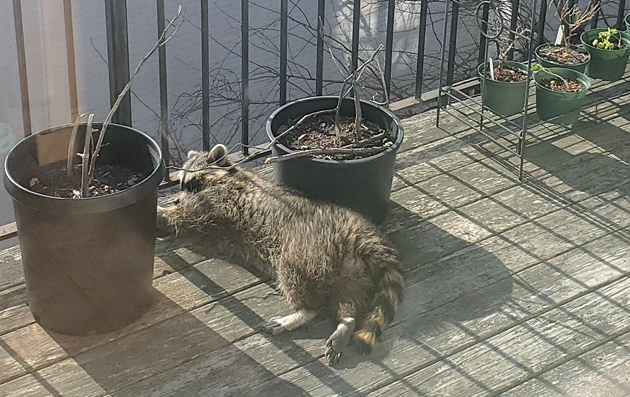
[3,123,164,335]
[265,96,404,224]
[477,60,529,117]
[535,43,590,73]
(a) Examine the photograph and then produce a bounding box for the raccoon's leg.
[258,264,317,335]
[325,257,372,365]
[156,205,177,234]
[258,309,317,335]
[325,303,356,366]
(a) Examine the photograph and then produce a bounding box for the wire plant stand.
[436,0,540,181]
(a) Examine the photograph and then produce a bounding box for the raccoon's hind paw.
[258,310,317,336]
[257,318,287,335]
[325,317,355,366]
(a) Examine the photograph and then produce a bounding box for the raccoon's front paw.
[156,206,175,235]
[257,318,286,335]
[325,318,355,366]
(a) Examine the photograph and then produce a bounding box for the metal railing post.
[241,0,249,154]
[316,0,325,96]
[201,0,210,151]
[384,0,395,98]
[157,0,170,169]
[280,0,288,105]
[416,0,428,98]
[104,0,132,126]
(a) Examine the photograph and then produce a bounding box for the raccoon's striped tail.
[353,261,404,353]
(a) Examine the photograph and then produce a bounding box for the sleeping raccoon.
[157,144,404,365]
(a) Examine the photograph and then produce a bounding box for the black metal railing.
[9,0,630,171]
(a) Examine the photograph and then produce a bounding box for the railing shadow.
[38,288,309,396]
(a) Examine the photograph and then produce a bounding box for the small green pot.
[534,67,590,125]
[534,44,589,73]
[580,29,630,81]
[478,61,529,116]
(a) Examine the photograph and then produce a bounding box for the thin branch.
[265,146,385,164]
[66,113,85,176]
[81,113,94,197]
[86,5,183,191]
[267,108,337,148]
[334,44,383,137]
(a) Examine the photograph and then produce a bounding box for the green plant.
[531,64,568,86]
[591,28,627,50]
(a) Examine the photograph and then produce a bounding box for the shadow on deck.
[3,88,630,396]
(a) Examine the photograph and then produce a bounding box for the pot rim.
[265,96,404,165]
[477,60,530,84]
[580,28,630,52]
[534,43,591,65]
[4,123,165,213]
[533,67,591,94]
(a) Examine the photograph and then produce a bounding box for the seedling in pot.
[532,64,585,93]
[591,28,628,50]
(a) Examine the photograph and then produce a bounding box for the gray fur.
[158,145,405,364]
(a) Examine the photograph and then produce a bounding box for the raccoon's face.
[179,144,231,193]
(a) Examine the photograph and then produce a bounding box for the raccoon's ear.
[208,144,230,167]
[187,150,201,159]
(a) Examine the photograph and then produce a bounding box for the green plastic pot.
[477,60,529,116]
[534,44,589,73]
[580,29,630,81]
[534,67,590,125]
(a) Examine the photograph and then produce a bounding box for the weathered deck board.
[239,225,630,396]
[3,97,630,396]
[502,330,630,397]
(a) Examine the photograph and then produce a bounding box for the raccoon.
[157,144,404,365]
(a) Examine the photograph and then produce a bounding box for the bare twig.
[85,5,183,193]
[265,146,385,164]
[66,113,85,176]
[374,59,389,107]
[349,132,386,147]
[81,113,94,197]
[267,108,337,149]
[552,0,599,54]
[352,68,363,140]
[333,44,383,138]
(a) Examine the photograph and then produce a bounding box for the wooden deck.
[3,87,630,396]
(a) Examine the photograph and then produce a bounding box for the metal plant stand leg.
[438,0,541,181]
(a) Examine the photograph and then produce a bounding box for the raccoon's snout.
[180,173,204,193]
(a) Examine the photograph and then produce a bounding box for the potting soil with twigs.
[29,164,144,198]
[484,63,528,82]
[539,78,584,92]
[277,114,392,160]
[537,45,589,65]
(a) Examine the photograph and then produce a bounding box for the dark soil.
[29,163,144,198]
[537,45,589,65]
[277,113,392,160]
[484,63,528,82]
[539,78,585,93]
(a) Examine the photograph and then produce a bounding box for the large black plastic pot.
[4,123,164,335]
[266,96,404,224]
